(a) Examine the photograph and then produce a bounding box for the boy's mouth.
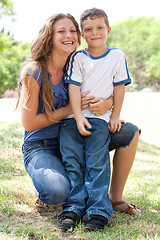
[91,37,101,40]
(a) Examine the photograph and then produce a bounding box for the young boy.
[59,8,131,230]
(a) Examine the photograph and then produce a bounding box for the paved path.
[121,92,160,147]
[0,98,20,122]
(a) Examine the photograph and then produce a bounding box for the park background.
[0,0,160,239]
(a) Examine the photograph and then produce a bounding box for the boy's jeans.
[60,118,113,220]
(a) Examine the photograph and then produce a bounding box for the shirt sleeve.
[65,52,82,86]
[20,64,42,87]
[113,51,131,86]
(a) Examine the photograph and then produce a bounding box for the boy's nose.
[92,28,97,35]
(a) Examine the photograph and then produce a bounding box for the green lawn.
[0,121,160,240]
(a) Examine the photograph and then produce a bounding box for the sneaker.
[85,214,108,230]
[58,211,80,230]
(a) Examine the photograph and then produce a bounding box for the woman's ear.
[48,39,53,46]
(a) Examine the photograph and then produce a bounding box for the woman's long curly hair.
[16,13,81,121]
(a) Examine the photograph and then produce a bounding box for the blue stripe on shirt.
[114,79,131,86]
[68,50,83,80]
[65,78,81,86]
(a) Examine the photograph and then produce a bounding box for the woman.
[16,13,141,215]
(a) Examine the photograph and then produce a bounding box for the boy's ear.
[107,27,111,36]
[81,32,85,39]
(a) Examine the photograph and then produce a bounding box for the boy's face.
[82,17,111,48]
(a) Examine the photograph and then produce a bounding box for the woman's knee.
[129,129,140,147]
[109,122,140,151]
[37,171,70,206]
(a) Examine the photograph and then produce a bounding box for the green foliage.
[78,38,88,50]
[0,0,15,18]
[107,17,160,90]
[0,32,30,95]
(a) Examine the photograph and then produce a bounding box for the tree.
[107,17,160,90]
[0,0,15,19]
[0,31,30,95]
[0,0,30,96]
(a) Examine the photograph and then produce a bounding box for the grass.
[0,121,160,240]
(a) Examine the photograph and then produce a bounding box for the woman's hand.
[81,91,95,110]
[89,96,113,116]
[81,92,113,115]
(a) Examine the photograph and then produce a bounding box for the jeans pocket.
[23,141,43,166]
[61,118,74,127]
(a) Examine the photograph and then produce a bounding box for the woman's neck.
[47,52,68,85]
[48,51,68,70]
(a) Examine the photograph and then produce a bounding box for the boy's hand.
[108,118,126,133]
[76,116,91,136]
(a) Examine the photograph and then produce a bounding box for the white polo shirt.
[65,48,131,123]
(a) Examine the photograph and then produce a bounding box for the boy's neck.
[86,46,107,57]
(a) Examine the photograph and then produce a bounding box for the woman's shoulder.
[20,61,43,84]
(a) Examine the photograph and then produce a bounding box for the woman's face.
[52,18,78,55]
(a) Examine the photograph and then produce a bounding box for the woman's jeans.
[22,138,70,205]
[60,118,113,220]
[22,122,139,206]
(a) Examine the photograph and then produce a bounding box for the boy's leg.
[60,119,87,218]
[84,118,113,221]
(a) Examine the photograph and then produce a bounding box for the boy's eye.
[71,30,76,33]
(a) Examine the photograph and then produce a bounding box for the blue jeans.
[22,122,140,206]
[60,118,113,220]
[22,138,70,205]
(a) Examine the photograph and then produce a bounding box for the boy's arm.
[69,84,91,136]
[108,84,125,133]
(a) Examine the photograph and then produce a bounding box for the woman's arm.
[20,76,72,131]
[89,96,113,116]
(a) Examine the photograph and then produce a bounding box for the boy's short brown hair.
[80,8,110,30]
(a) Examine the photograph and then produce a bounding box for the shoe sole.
[85,224,104,230]
[58,223,75,230]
